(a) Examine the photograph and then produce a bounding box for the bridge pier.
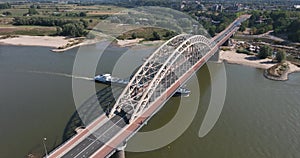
[209,48,220,62]
[115,150,125,158]
[222,38,234,46]
[113,143,127,158]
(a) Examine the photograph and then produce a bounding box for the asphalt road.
[61,114,127,158]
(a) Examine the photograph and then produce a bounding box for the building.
[294,5,300,9]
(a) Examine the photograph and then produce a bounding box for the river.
[0,44,299,158]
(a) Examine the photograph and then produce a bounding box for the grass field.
[1,4,124,18]
[0,3,172,39]
[0,26,56,36]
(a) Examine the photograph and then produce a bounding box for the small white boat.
[94,74,128,85]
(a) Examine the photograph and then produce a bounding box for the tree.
[275,49,286,63]
[164,31,171,38]
[208,25,216,36]
[28,8,39,15]
[258,45,272,59]
[0,3,11,9]
[61,23,86,37]
[80,19,88,28]
[164,31,176,38]
[251,27,257,35]
[79,12,87,17]
[287,20,300,42]
[2,11,12,16]
[152,31,161,40]
[56,26,62,35]
[131,33,137,39]
[239,25,246,32]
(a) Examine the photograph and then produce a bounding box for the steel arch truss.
[108,34,212,123]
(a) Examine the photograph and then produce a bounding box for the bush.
[28,8,39,15]
[131,33,137,39]
[61,23,87,37]
[236,49,251,55]
[2,11,12,16]
[0,3,11,9]
[79,12,87,17]
[152,31,160,40]
[275,49,286,62]
[258,45,272,59]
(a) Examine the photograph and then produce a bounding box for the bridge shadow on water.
[62,85,124,142]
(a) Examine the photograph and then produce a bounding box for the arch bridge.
[47,14,251,158]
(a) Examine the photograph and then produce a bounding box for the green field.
[0,3,127,36]
[0,3,180,40]
[0,25,56,36]
[0,4,125,23]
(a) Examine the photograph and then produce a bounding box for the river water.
[0,44,299,158]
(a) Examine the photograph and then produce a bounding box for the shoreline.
[0,35,99,52]
[0,35,163,52]
[219,50,300,80]
[0,35,73,48]
[51,38,101,52]
[1,36,299,80]
[115,38,164,47]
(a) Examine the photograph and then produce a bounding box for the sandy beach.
[116,38,143,47]
[0,35,102,52]
[220,50,275,69]
[220,50,300,80]
[0,35,73,48]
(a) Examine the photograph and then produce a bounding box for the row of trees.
[2,11,11,16]
[244,10,300,42]
[66,12,87,17]
[13,17,88,28]
[0,3,11,9]
[101,0,180,9]
[287,20,300,42]
[26,8,39,16]
[131,31,161,41]
[13,17,88,37]
[258,45,286,62]
[14,17,77,26]
[56,23,87,37]
[195,12,238,36]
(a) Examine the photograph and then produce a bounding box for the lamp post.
[42,137,48,158]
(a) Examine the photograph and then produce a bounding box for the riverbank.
[0,35,100,52]
[116,38,164,47]
[0,35,163,52]
[220,50,300,80]
[0,35,72,48]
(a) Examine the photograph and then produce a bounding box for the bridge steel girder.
[109,34,213,123]
[129,35,212,122]
[108,34,193,117]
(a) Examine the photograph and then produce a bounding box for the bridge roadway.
[48,15,251,158]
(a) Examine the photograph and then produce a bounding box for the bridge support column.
[223,39,233,46]
[114,143,127,158]
[209,48,220,63]
[115,150,125,158]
